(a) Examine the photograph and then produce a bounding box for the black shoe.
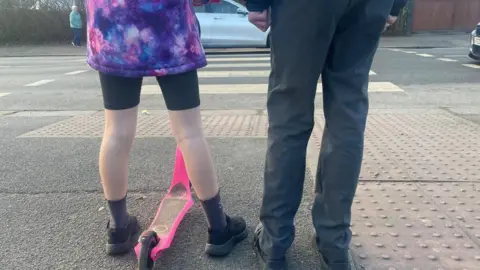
[106,216,140,255]
[204,215,248,257]
[312,234,354,270]
[253,224,287,270]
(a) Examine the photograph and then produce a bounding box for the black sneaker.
[106,216,140,255]
[253,223,287,270]
[204,215,248,257]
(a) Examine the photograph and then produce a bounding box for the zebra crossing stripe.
[198,70,377,78]
[141,82,403,94]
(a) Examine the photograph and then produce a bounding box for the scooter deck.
[150,183,190,238]
[134,147,194,262]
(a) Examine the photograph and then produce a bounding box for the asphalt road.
[1,45,480,270]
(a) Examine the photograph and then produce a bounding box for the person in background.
[246,0,408,269]
[69,5,82,47]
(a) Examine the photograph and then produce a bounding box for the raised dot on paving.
[404,254,413,260]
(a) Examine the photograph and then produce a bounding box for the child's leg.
[99,72,141,255]
[156,70,247,256]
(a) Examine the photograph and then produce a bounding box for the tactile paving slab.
[351,182,480,270]
[19,109,480,182]
[19,110,269,138]
[311,109,480,182]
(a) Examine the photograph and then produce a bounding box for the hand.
[387,15,398,25]
[383,15,398,32]
[248,10,269,32]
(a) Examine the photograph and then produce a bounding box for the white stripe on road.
[402,50,417,54]
[206,62,271,68]
[416,53,434,57]
[0,65,11,68]
[437,58,458,62]
[25,79,55,87]
[443,55,469,58]
[198,70,377,78]
[0,93,11,98]
[64,70,89,75]
[198,70,269,78]
[388,48,403,52]
[141,82,403,94]
[463,64,480,69]
[207,57,270,62]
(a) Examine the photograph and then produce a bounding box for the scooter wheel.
[138,231,158,270]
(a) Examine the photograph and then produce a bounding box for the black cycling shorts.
[99,70,200,111]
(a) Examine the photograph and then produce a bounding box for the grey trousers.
[258,0,394,266]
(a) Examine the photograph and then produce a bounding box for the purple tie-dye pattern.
[86,0,206,77]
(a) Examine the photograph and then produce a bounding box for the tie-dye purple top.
[86,0,207,77]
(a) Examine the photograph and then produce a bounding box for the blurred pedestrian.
[70,5,82,46]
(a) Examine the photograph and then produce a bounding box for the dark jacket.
[246,0,408,16]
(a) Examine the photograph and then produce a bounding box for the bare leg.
[157,70,247,256]
[100,106,138,201]
[168,106,219,201]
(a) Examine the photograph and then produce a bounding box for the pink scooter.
[135,147,194,270]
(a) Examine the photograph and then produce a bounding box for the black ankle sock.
[107,196,130,229]
[200,192,227,231]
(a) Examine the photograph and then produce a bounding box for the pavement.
[1,42,480,270]
[0,33,472,57]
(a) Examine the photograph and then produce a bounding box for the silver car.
[194,0,271,48]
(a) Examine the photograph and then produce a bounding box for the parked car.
[468,23,480,61]
[193,0,270,48]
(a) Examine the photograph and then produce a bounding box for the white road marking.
[206,62,270,68]
[462,64,480,69]
[207,57,270,62]
[64,70,89,75]
[198,70,269,77]
[437,58,458,62]
[0,93,11,98]
[25,79,55,87]
[416,53,434,57]
[402,50,417,54]
[198,70,376,78]
[141,82,403,94]
[73,59,87,62]
[388,49,403,52]
[0,65,11,68]
[443,55,469,58]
